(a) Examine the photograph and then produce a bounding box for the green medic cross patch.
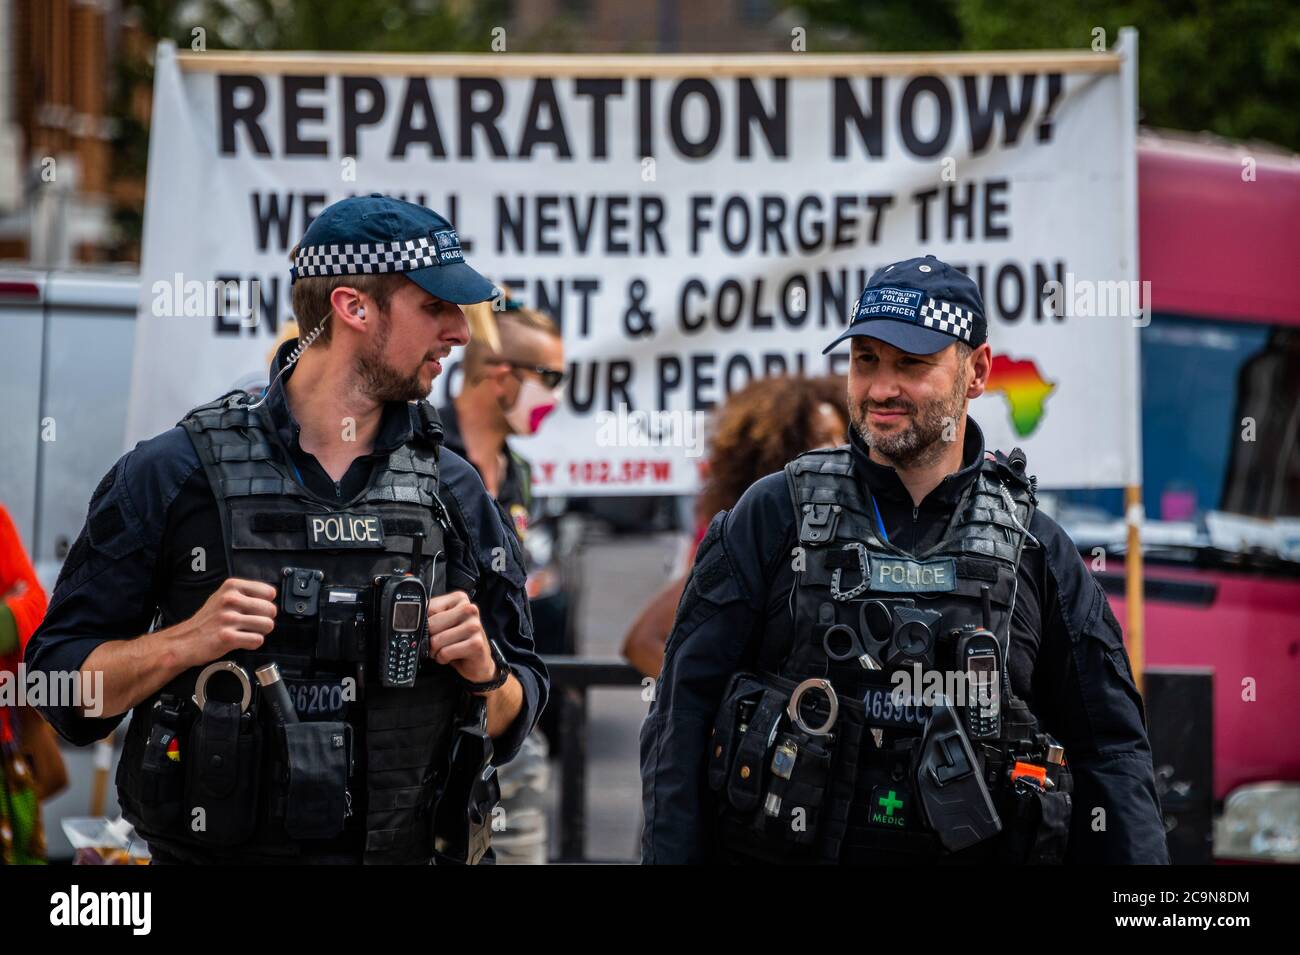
[868,785,909,828]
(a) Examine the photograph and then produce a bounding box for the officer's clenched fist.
[178,577,277,667]
[425,590,495,685]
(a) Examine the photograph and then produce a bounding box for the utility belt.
[126,566,498,863]
[131,667,356,852]
[707,670,1072,865]
[129,664,498,863]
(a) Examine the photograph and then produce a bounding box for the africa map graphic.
[987,354,1055,437]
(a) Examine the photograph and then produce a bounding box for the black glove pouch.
[185,700,261,846]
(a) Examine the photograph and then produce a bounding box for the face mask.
[505,377,560,435]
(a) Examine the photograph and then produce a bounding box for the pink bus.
[1055,130,1300,862]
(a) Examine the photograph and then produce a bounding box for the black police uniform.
[641,255,1168,865]
[641,420,1168,864]
[26,339,548,864]
[437,401,572,662]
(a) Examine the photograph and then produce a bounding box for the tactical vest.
[707,446,1073,865]
[118,390,474,864]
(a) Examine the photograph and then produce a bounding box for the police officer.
[640,255,1169,864]
[25,195,548,864]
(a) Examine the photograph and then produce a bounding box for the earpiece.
[247,311,330,409]
[356,307,366,318]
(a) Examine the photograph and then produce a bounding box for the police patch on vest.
[870,556,957,593]
[306,512,385,549]
[868,785,909,828]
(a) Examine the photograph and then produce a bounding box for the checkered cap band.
[291,235,450,281]
[918,297,976,342]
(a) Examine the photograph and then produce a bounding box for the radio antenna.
[409,531,425,576]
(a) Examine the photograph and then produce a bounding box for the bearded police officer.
[640,255,1168,865]
[26,195,548,864]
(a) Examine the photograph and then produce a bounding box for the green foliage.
[108,0,507,255]
[792,0,1300,151]
[166,0,508,53]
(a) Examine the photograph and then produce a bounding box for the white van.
[0,266,138,860]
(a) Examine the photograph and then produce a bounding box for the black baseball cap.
[289,194,496,305]
[822,254,987,355]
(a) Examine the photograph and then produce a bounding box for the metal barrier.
[540,655,645,863]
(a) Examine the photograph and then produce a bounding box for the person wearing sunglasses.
[439,296,565,544]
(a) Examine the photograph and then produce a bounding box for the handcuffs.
[192,660,254,714]
[786,678,839,737]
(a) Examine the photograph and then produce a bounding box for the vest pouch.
[185,701,262,846]
[135,699,187,832]
[316,588,368,663]
[710,675,838,862]
[282,721,353,840]
[996,779,1072,864]
[841,739,945,865]
[759,728,833,847]
[722,687,784,813]
[706,672,769,794]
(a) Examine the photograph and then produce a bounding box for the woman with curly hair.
[621,376,847,678]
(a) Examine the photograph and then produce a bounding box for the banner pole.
[171,49,1124,77]
[1125,485,1145,695]
[90,731,114,816]
[1117,28,1145,694]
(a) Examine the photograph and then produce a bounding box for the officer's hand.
[425,590,495,684]
[181,577,277,667]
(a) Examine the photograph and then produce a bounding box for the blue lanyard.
[870,492,890,544]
